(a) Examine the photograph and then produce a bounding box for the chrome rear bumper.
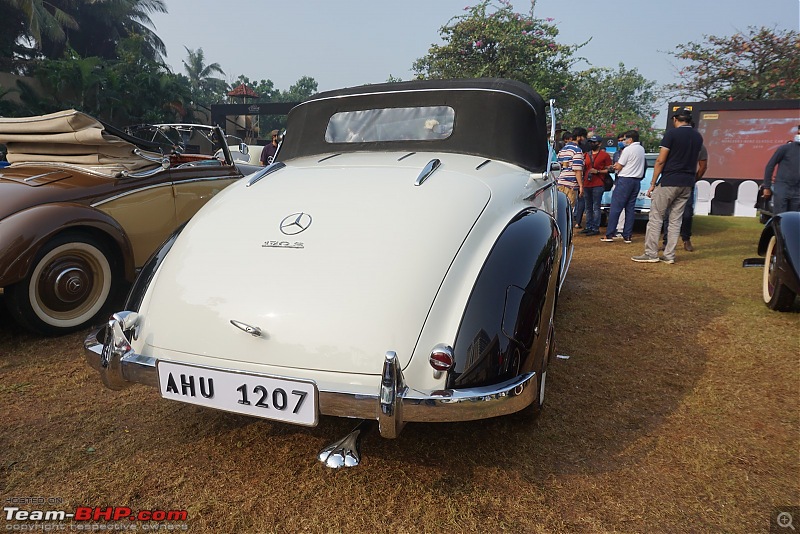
[85,313,537,439]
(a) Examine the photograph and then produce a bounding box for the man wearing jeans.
[632,108,703,264]
[601,130,646,244]
[580,136,612,236]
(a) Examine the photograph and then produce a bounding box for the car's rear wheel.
[762,235,796,311]
[5,232,119,335]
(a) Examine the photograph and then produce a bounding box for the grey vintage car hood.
[139,153,492,375]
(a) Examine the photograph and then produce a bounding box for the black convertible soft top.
[278,78,548,173]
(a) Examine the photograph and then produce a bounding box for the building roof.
[227,84,259,98]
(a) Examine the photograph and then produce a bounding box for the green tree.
[560,64,661,150]
[280,75,318,102]
[0,5,37,71]
[412,0,580,101]
[667,26,800,100]
[1,0,167,64]
[30,35,191,125]
[35,52,105,111]
[258,76,319,134]
[46,0,168,63]
[182,46,227,106]
[0,0,77,51]
[109,34,191,124]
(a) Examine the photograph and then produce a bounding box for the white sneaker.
[631,254,659,263]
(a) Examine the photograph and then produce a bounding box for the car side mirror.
[239,142,249,156]
[550,162,561,172]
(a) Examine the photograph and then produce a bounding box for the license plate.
[157,361,318,426]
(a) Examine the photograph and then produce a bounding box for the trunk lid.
[143,154,491,375]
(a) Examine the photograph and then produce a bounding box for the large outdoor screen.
[697,109,799,180]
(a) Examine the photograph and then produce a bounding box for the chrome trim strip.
[476,159,491,170]
[397,152,416,161]
[172,175,238,185]
[91,182,174,207]
[548,99,558,215]
[414,158,441,186]
[246,161,285,187]
[24,171,63,182]
[84,327,538,435]
[8,161,144,179]
[317,153,341,163]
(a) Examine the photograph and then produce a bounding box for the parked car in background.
[0,110,244,335]
[217,143,263,168]
[85,78,574,467]
[743,211,799,311]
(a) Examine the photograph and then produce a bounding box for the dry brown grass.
[1,216,798,533]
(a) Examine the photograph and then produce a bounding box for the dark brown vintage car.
[0,110,249,335]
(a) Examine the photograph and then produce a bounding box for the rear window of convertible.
[325,106,455,143]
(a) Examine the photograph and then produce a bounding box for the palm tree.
[0,0,78,50]
[1,0,167,62]
[44,0,167,62]
[182,47,227,106]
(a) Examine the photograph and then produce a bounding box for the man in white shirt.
[601,130,646,244]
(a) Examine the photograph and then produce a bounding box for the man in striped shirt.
[556,131,584,207]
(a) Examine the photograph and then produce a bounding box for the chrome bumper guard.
[85,314,537,439]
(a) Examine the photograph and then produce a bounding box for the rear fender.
[447,209,561,389]
[0,202,135,287]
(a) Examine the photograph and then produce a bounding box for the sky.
[150,0,800,127]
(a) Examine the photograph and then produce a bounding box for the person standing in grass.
[580,136,612,237]
[556,131,584,209]
[661,143,708,252]
[762,125,800,215]
[609,132,627,238]
[571,127,589,228]
[632,108,703,264]
[601,130,646,244]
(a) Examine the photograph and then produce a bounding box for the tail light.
[429,344,454,372]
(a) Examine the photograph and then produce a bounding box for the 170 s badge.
[262,240,304,249]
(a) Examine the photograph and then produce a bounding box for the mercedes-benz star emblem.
[280,212,312,235]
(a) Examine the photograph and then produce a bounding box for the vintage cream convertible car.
[85,79,573,467]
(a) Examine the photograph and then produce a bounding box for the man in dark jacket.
[763,125,800,214]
